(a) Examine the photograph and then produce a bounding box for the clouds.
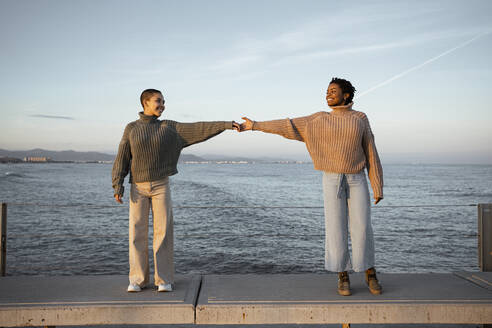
[30,114,75,120]
[199,4,491,81]
[1,0,491,160]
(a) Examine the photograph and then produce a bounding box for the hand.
[115,194,123,204]
[374,197,382,205]
[232,121,241,132]
[239,117,254,132]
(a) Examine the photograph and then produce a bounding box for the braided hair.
[330,78,356,104]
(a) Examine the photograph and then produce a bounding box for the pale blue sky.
[1,0,491,162]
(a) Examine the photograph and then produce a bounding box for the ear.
[343,92,350,101]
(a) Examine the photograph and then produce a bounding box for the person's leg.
[346,171,382,294]
[323,172,351,272]
[129,182,151,287]
[150,177,174,287]
[346,171,374,272]
[323,172,352,296]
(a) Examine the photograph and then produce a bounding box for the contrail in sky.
[30,114,74,120]
[356,31,491,98]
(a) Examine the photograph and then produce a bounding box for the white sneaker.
[158,283,173,292]
[127,283,141,292]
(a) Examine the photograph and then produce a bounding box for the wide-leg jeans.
[129,177,174,287]
[322,171,375,272]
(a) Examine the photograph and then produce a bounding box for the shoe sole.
[127,285,142,292]
[369,288,382,295]
[338,290,352,296]
[158,286,173,292]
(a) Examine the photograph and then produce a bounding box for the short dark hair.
[330,78,356,104]
[140,89,162,108]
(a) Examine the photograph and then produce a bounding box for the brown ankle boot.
[365,267,382,295]
[337,271,351,296]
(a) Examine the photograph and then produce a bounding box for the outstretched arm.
[239,115,312,142]
[174,121,240,148]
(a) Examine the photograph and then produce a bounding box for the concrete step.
[0,273,491,327]
[196,273,492,324]
[0,275,201,326]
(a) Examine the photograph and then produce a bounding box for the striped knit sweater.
[112,112,234,196]
[252,103,383,199]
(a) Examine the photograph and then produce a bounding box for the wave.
[2,172,24,178]
[429,192,492,198]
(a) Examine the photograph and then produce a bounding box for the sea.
[0,162,491,276]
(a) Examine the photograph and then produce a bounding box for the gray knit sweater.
[112,112,234,196]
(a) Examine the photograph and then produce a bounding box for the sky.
[1,0,491,163]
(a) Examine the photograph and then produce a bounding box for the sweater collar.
[139,111,159,123]
[329,102,353,115]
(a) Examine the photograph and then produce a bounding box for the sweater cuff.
[225,121,233,129]
[114,185,124,197]
[373,188,383,200]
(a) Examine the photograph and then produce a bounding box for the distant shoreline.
[0,158,311,165]
[0,148,308,164]
[2,160,492,166]
[0,159,113,164]
[2,148,491,165]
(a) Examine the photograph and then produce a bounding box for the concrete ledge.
[196,273,492,324]
[1,273,491,326]
[0,275,200,327]
[454,271,492,291]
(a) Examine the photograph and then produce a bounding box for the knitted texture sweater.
[112,112,234,196]
[252,103,383,198]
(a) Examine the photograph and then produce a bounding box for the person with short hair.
[239,78,383,296]
[112,88,239,292]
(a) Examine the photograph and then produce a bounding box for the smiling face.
[326,83,349,107]
[143,92,165,117]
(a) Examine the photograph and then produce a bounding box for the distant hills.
[179,154,207,162]
[0,148,206,163]
[0,148,115,162]
[2,148,490,164]
[0,148,302,163]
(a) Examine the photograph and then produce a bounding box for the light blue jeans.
[322,171,375,272]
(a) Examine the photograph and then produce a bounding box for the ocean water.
[0,162,491,276]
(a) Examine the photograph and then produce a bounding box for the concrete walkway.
[196,272,492,325]
[0,275,201,326]
[0,272,491,327]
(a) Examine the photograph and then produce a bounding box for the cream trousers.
[129,177,174,286]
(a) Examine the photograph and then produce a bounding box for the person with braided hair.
[239,78,383,296]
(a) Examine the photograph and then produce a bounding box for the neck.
[143,108,156,116]
[329,102,353,112]
[139,111,158,122]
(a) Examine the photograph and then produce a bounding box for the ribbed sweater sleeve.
[361,115,384,199]
[110,114,234,194]
[112,124,133,196]
[174,121,233,148]
[249,107,383,200]
[252,115,312,142]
